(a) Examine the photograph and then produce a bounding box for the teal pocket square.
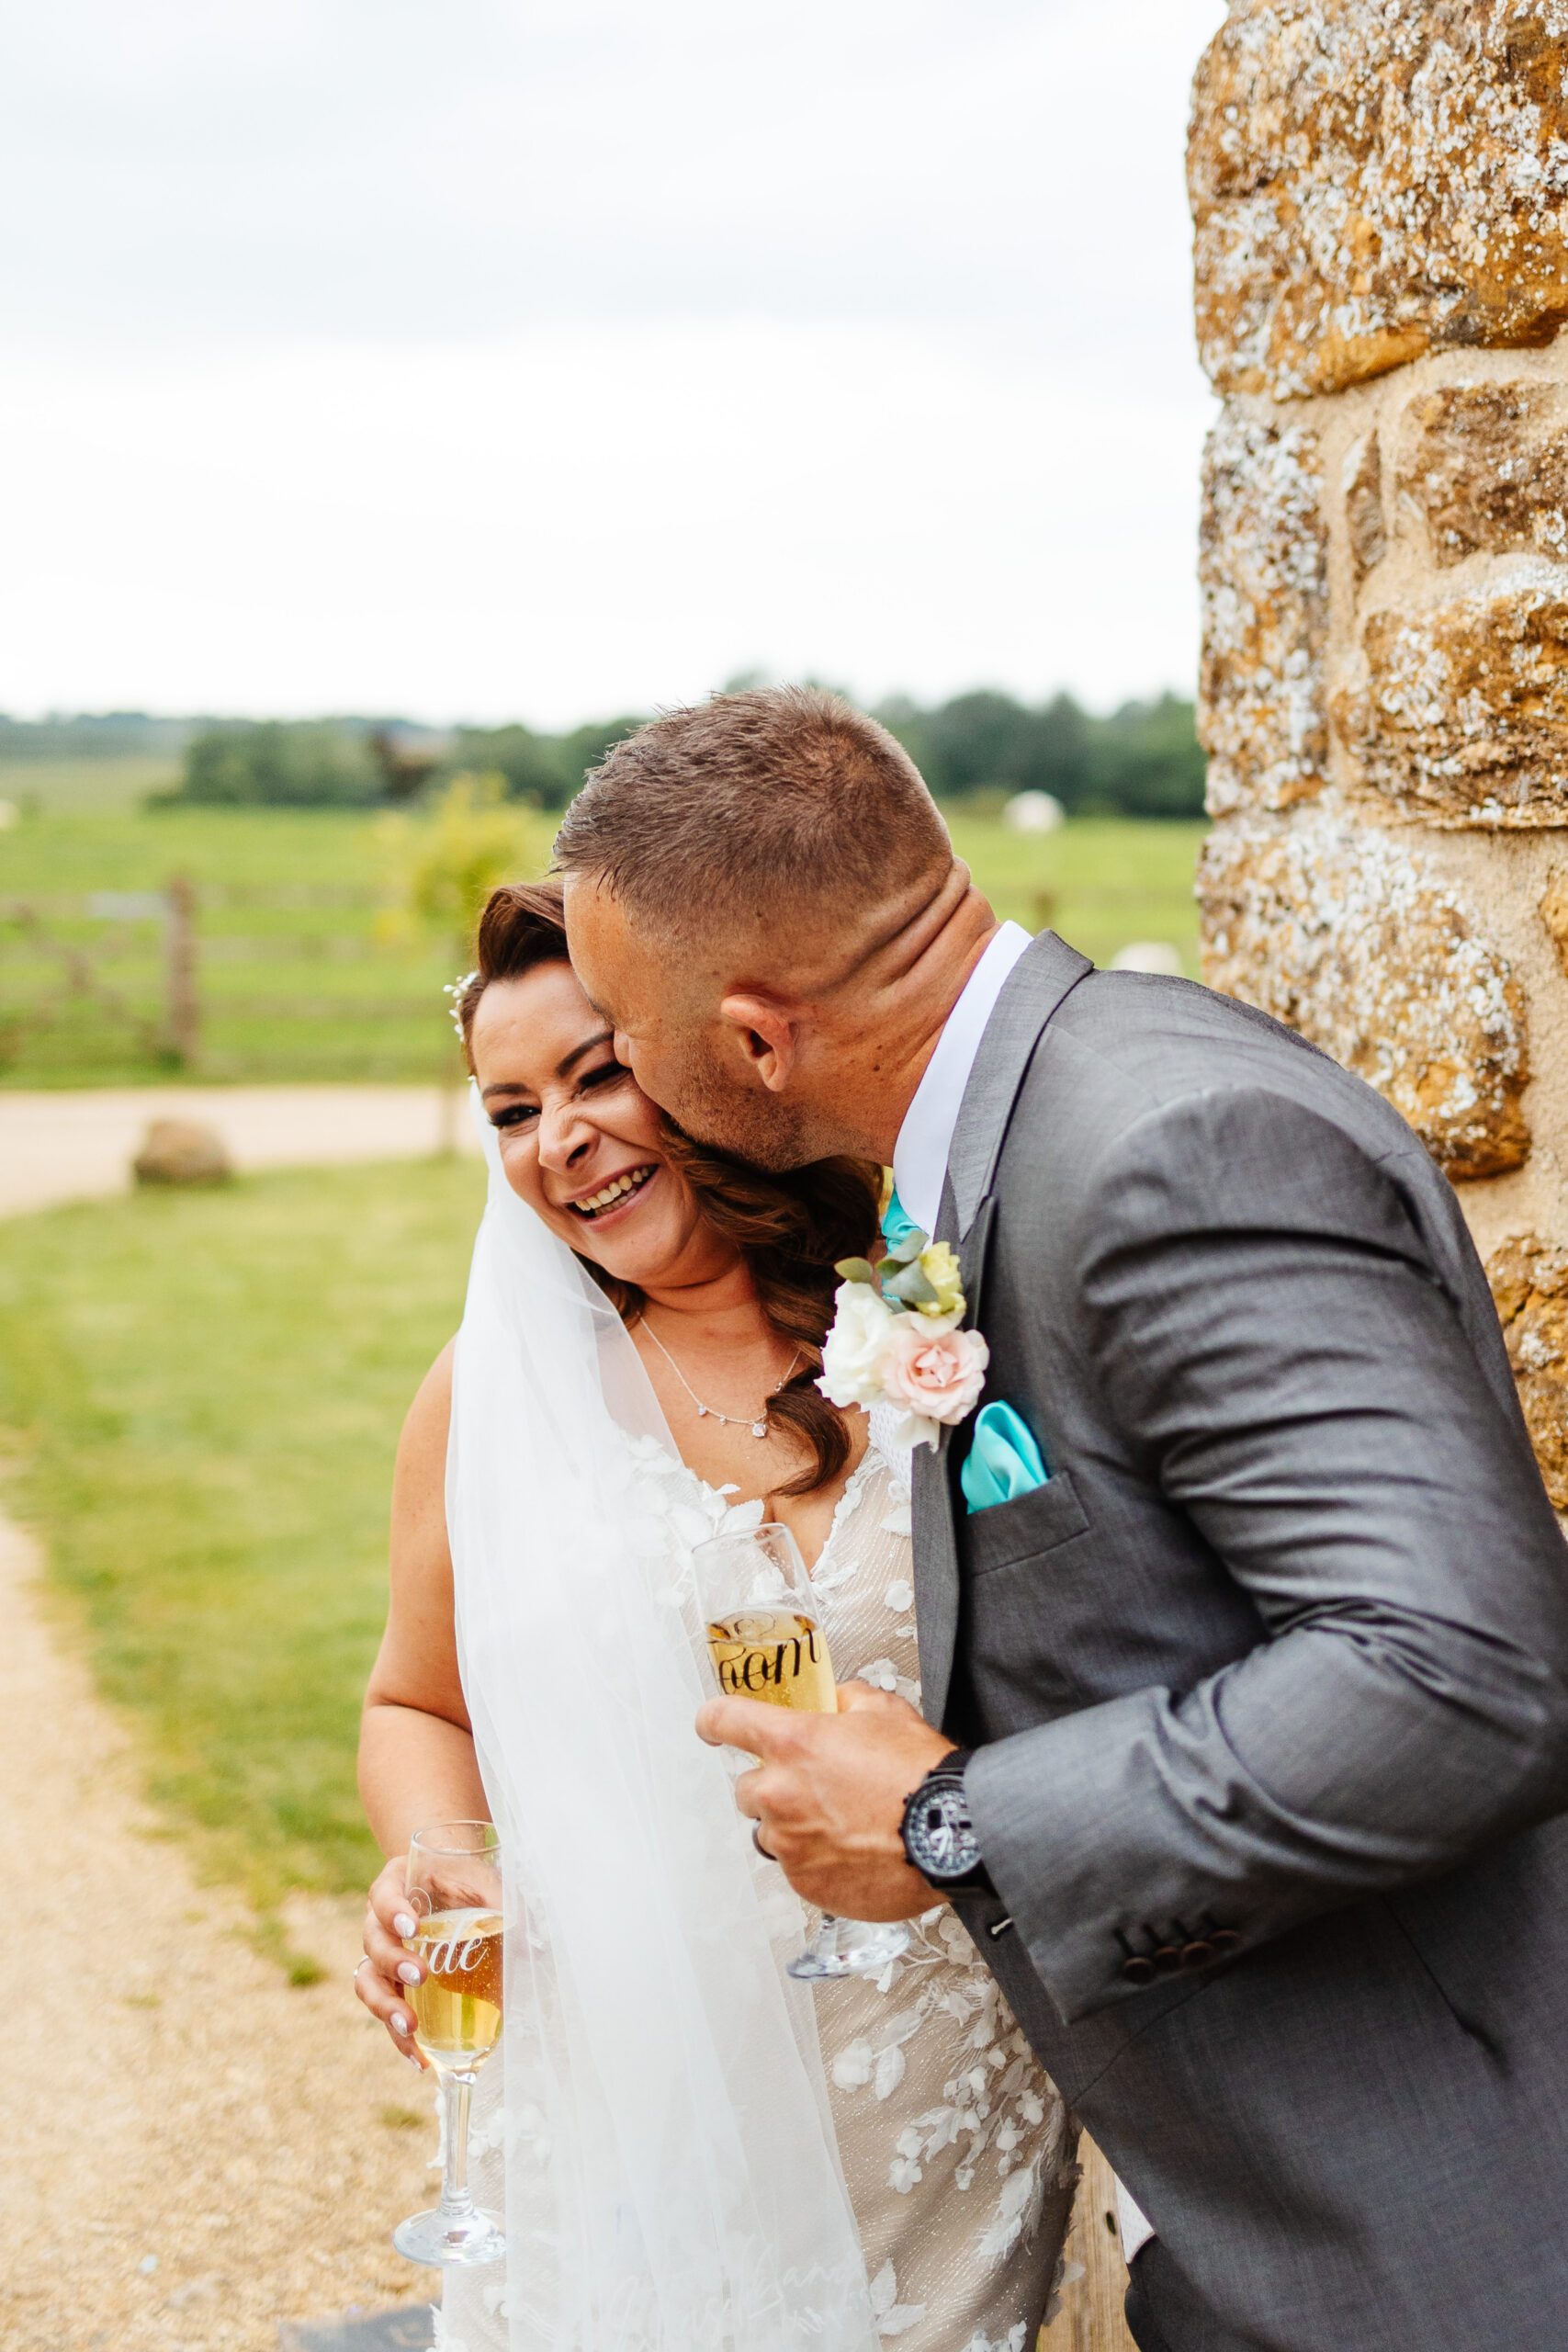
[961,1401,1049,1514]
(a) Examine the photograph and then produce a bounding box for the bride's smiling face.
[468,958,730,1289]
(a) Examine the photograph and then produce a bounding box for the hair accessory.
[443,970,479,1041]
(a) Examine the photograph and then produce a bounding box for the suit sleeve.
[965,1086,1568,2024]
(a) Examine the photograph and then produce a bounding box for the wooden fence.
[0,876,457,1084]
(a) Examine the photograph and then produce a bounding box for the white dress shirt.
[891,921,1032,1239]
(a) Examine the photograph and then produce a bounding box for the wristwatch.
[899,1748,995,1894]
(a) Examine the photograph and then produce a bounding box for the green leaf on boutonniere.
[881,1259,941,1307]
[882,1228,929,1266]
[834,1256,882,1288]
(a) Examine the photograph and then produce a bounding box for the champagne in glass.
[706,1608,838,1713]
[391,1822,507,2269]
[409,1908,504,2068]
[694,1523,909,1983]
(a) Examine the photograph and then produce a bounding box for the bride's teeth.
[578,1166,653,1216]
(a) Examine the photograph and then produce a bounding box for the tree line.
[0,691,1208,818]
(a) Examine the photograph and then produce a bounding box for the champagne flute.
[391,1821,506,2267]
[694,1522,910,1981]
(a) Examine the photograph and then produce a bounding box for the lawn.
[0,754,182,817]
[1,779,1207,1088]
[0,1157,485,1907]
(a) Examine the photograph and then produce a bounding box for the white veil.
[446,1106,880,2352]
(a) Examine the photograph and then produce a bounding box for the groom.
[558,686,1568,2351]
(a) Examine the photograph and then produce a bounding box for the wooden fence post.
[164,874,199,1066]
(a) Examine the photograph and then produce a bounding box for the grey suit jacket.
[914,931,1568,2352]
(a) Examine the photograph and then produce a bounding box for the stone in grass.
[131,1119,232,1187]
[277,2304,436,2350]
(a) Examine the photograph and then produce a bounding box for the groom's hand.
[695,1681,956,1920]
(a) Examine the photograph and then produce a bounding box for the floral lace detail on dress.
[830,1908,1055,2227]
[662,1436,1076,2352]
[444,1433,1075,2352]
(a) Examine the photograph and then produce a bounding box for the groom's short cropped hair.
[553,685,949,935]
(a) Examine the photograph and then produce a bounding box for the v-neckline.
[677,1442,884,1579]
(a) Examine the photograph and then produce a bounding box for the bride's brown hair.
[457,879,882,1497]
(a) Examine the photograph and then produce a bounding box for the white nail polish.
[397,1962,421,1984]
[394,1914,417,1938]
[405,2053,423,2071]
[391,2011,411,2034]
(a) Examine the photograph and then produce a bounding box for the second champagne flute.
[391,1820,506,2268]
[694,1521,909,1981]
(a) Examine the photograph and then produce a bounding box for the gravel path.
[0,1503,441,2352]
[0,1085,479,1218]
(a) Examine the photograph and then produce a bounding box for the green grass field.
[0,1158,485,1906]
[0,754,182,816]
[0,765,1206,1089]
[0,798,556,1088]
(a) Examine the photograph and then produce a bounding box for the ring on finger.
[352,1956,372,1980]
[751,1822,777,1862]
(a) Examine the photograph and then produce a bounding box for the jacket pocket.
[964,1468,1089,1577]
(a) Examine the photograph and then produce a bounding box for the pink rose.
[879,1320,988,1426]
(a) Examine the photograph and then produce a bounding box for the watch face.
[906,1778,980,1881]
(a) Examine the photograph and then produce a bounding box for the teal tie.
[881,1182,923,1251]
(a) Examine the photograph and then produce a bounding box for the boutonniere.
[816,1226,988,1452]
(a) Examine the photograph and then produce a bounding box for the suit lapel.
[909,932,1092,1730]
[944,930,1092,1240]
[911,1172,963,1725]
[961,1194,998,1331]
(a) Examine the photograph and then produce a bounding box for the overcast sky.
[0,0,1226,728]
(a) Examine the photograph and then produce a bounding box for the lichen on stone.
[1200,403,1330,816]
[1199,810,1529,1177]
[1395,380,1568,566]
[1486,1233,1568,1504]
[1190,0,1568,400]
[1333,560,1568,824]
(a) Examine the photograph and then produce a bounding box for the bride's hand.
[355,1854,428,2068]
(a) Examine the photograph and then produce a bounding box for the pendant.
[751,1420,767,1439]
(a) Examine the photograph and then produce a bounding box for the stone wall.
[1190,0,1568,1503]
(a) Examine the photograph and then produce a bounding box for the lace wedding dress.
[441,1429,1075,2352]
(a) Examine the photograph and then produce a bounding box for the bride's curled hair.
[457,879,883,1496]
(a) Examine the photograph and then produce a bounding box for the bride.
[355,879,1074,2352]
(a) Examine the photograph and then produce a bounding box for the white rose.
[816,1281,897,1408]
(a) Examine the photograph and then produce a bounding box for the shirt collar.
[891,921,1032,1239]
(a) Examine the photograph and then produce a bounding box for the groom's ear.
[717,993,798,1092]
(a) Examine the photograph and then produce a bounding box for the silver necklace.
[639,1318,801,1440]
